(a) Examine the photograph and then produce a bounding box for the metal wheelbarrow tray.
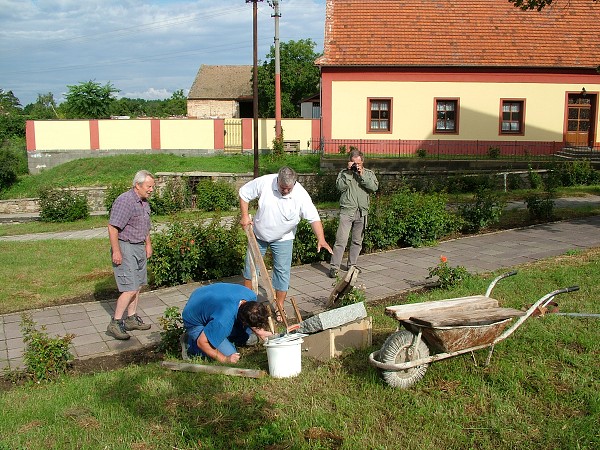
[368,271,579,388]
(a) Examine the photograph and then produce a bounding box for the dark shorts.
[112,241,147,292]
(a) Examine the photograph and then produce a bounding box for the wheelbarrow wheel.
[379,330,430,389]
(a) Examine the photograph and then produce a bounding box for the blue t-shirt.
[182,283,257,349]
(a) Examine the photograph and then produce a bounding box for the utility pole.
[271,0,282,139]
[246,0,263,178]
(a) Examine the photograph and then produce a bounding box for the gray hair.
[132,170,154,187]
[277,166,297,187]
[348,149,364,162]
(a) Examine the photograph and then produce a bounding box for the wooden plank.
[243,224,277,309]
[161,361,267,378]
[327,266,360,308]
[410,307,525,327]
[385,295,499,321]
[290,297,303,323]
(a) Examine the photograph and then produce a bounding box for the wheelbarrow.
[368,271,579,388]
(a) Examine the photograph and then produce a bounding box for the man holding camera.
[329,149,379,278]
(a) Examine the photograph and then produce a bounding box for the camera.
[350,163,359,173]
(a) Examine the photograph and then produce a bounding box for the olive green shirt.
[336,167,379,216]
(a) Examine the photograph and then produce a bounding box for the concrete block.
[298,302,367,334]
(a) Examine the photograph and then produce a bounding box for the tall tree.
[61,80,119,119]
[162,89,187,117]
[0,89,22,115]
[24,93,59,119]
[257,39,321,118]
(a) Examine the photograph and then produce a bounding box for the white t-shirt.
[239,173,321,242]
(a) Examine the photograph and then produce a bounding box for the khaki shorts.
[112,241,147,292]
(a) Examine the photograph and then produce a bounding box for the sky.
[0,0,326,107]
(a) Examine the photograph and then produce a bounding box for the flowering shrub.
[427,255,470,289]
[158,306,184,357]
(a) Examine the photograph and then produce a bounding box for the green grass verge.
[0,153,321,199]
[1,250,598,448]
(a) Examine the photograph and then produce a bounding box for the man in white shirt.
[239,167,332,320]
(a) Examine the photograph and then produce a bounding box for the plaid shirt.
[109,188,151,243]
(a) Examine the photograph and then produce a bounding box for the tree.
[23,93,59,119]
[162,89,187,117]
[61,80,119,119]
[0,89,22,115]
[257,39,322,118]
[509,0,598,11]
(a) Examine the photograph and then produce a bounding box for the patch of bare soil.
[0,346,164,392]
[69,345,164,375]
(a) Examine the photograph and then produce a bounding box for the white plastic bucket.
[264,337,303,378]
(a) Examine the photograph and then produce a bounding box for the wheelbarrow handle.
[485,270,518,297]
[565,286,580,293]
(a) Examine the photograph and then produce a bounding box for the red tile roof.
[316,0,600,69]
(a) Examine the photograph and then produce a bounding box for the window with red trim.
[369,99,391,132]
[501,100,525,134]
[435,99,458,134]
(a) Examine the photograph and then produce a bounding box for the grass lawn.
[0,249,598,449]
[0,153,321,199]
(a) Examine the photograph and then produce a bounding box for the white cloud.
[0,0,325,106]
[120,87,188,101]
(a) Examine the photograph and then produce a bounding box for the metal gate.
[224,119,243,153]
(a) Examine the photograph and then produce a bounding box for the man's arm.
[197,332,240,364]
[310,220,333,254]
[359,169,379,193]
[251,327,274,340]
[108,224,122,265]
[145,233,152,259]
[239,197,252,228]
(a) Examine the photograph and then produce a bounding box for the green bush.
[364,188,458,250]
[309,173,339,203]
[447,174,495,194]
[506,173,525,191]
[292,216,337,265]
[487,146,501,159]
[0,147,19,191]
[554,160,600,187]
[0,114,26,138]
[150,177,191,215]
[271,133,285,158]
[20,313,74,382]
[149,214,246,287]
[528,165,543,189]
[103,181,130,214]
[38,187,89,222]
[525,193,555,221]
[416,148,427,158]
[458,189,506,233]
[195,180,237,212]
[158,306,184,357]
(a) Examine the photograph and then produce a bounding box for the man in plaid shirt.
[106,170,155,340]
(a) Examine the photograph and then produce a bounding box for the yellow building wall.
[98,120,152,149]
[258,119,313,150]
[34,120,91,150]
[331,81,600,141]
[160,120,214,149]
